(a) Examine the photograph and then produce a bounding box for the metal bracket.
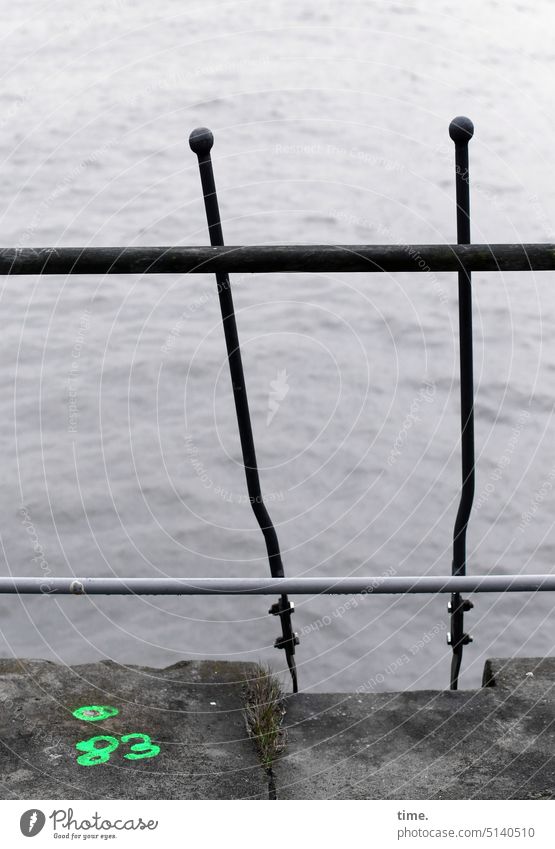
[269,599,299,651]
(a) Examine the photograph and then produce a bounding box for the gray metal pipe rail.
[0,243,554,275]
[3,574,555,595]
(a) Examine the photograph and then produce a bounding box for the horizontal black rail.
[0,244,554,275]
[3,575,555,595]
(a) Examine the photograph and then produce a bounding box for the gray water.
[0,0,554,692]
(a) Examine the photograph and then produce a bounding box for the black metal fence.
[1,116,553,693]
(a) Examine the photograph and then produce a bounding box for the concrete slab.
[275,657,555,799]
[0,659,267,799]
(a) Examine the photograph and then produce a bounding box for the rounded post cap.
[449,116,474,144]
[189,127,214,156]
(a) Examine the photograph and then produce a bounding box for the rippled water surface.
[1,0,554,691]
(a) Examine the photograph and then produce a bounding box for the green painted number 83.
[76,733,160,766]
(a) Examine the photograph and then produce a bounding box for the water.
[0,0,554,692]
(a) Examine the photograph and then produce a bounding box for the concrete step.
[0,658,267,799]
[277,657,554,799]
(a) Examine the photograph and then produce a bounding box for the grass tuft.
[244,664,287,773]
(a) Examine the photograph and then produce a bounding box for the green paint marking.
[76,735,119,766]
[72,705,119,722]
[121,733,161,760]
[74,730,161,766]
[72,706,161,765]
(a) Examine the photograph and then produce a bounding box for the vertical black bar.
[189,127,298,692]
[448,116,475,690]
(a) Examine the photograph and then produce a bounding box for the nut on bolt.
[274,633,300,650]
[269,600,294,616]
[447,632,473,647]
[447,598,474,614]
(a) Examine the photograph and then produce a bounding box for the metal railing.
[3,576,555,595]
[1,243,553,274]
[1,116,554,693]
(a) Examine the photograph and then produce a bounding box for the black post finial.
[189,127,215,157]
[449,116,474,145]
